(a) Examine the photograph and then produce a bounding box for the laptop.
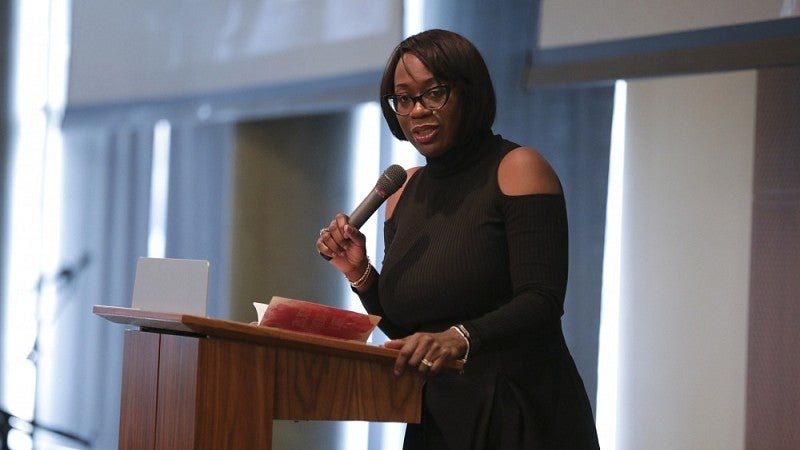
[131,257,210,316]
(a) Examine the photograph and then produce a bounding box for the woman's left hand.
[384,327,468,376]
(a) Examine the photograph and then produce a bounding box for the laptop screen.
[131,257,209,316]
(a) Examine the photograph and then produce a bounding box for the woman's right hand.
[316,213,370,281]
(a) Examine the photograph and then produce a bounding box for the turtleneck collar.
[425,131,496,178]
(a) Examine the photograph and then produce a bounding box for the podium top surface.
[93,305,403,365]
[94,305,462,372]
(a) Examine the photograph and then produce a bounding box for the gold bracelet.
[348,258,372,289]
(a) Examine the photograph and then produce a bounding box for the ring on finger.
[421,358,433,367]
[319,228,327,237]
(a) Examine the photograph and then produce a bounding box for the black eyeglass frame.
[383,85,452,116]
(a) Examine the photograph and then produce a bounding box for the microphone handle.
[348,189,385,229]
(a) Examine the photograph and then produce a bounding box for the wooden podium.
[93,306,425,450]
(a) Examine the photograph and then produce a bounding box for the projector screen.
[68,0,402,106]
[527,0,800,87]
[539,0,794,48]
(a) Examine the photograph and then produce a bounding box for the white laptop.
[131,257,210,316]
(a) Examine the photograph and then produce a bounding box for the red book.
[257,296,380,342]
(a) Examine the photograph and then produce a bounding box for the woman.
[317,29,599,449]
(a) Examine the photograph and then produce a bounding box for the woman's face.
[392,53,461,159]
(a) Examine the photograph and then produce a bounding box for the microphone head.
[375,164,407,198]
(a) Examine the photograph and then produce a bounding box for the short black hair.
[379,29,496,145]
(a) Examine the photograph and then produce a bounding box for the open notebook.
[131,257,209,316]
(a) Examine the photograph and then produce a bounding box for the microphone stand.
[16,254,93,449]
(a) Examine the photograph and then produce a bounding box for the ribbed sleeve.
[465,194,568,352]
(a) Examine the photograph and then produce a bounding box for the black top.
[358,134,600,449]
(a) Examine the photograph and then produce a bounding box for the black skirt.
[402,333,600,450]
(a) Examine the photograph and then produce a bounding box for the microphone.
[348,164,407,229]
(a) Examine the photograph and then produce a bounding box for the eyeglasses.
[383,85,451,116]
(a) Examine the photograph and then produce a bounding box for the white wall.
[616,71,756,449]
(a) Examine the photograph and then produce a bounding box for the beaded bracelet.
[450,325,470,364]
[348,258,372,289]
